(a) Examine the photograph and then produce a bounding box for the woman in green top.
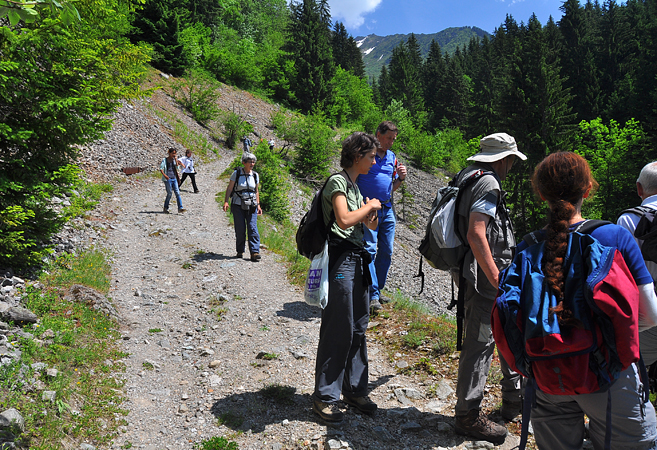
[312,132,382,423]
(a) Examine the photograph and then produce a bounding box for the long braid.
[532,152,597,330]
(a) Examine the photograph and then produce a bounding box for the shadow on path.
[276,301,321,322]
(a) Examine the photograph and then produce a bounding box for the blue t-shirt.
[356,150,398,207]
[517,222,652,286]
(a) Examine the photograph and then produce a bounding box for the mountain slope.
[357,26,490,80]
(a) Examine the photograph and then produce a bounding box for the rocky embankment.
[0,79,523,450]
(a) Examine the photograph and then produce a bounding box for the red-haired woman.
[512,152,657,449]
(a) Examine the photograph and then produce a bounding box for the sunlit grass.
[43,249,112,293]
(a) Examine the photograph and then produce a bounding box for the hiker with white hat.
[451,132,527,444]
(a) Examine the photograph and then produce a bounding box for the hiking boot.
[370,298,382,313]
[163,208,170,214]
[194,190,200,193]
[312,400,344,423]
[343,395,377,415]
[379,294,392,304]
[178,208,186,213]
[251,252,261,262]
[454,409,508,445]
[236,252,243,258]
[500,400,522,422]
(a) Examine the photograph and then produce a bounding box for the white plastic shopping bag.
[304,241,329,308]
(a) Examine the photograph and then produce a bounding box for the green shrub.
[170,69,221,125]
[195,436,239,450]
[253,140,290,221]
[293,113,337,181]
[219,111,254,150]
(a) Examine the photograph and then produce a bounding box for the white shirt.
[178,156,195,174]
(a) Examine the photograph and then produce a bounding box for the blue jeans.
[363,205,396,301]
[231,203,260,254]
[163,178,183,211]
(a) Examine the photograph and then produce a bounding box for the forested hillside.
[2,0,657,269]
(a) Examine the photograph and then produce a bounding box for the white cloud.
[328,0,382,29]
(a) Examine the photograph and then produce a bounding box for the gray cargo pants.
[455,280,522,416]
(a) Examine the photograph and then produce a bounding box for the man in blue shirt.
[357,121,407,311]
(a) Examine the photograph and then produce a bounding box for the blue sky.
[327,0,566,37]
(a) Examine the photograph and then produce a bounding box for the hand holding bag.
[304,241,329,308]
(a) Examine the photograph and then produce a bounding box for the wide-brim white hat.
[467,132,527,163]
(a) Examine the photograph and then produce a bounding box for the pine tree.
[558,0,602,121]
[501,14,575,235]
[331,22,365,78]
[387,35,424,119]
[466,35,496,138]
[422,40,447,130]
[376,65,392,109]
[285,0,335,113]
[130,0,187,76]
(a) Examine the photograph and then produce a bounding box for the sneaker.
[194,190,200,193]
[251,252,261,262]
[370,298,382,313]
[454,409,508,445]
[163,208,170,214]
[379,294,392,304]
[178,208,186,213]
[500,400,522,422]
[312,400,344,423]
[343,395,377,415]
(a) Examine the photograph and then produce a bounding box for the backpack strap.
[522,220,612,247]
[320,171,352,239]
[619,205,655,219]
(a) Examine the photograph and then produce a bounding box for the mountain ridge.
[356,26,490,80]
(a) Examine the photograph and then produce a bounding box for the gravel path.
[92,156,518,450]
[58,83,521,449]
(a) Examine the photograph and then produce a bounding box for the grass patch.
[368,290,458,377]
[65,182,114,219]
[148,328,162,333]
[195,436,239,450]
[1,251,128,449]
[147,106,219,160]
[257,215,309,286]
[42,249,112,292]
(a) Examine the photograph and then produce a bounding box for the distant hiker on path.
[242,136,252,153]
[452,133,525,444]
[159,148,186,214]
[617,160,657,366]
[223,152,262,262]
[312,132,382,423]
[356,121,407,312]
[178,149,199,193]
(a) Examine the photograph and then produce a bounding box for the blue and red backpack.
[491,220,645,450]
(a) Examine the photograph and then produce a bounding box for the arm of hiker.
[392,163,407,192]
[638,283,657,331]
[256,186,262,215]
[332,193,381,230]
[363,197,380,230]
[223,180,235,212]
[467,211,499,288]
[160,160,169,179]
